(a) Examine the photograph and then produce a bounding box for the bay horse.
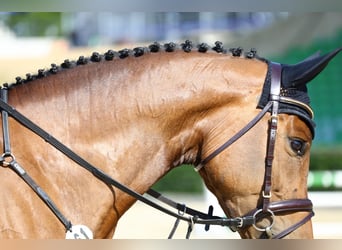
[0,41,340,239]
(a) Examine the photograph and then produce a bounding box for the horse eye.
[290,138,307,156]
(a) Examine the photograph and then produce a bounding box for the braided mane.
[2,40,261,89]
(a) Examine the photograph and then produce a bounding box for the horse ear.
[281,48,342,88]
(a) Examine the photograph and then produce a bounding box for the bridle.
[0,62,314,239]
[194,62,314,238]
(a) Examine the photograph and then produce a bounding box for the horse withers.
[0,41,340,238]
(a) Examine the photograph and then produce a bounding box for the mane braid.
[2,40,261,89]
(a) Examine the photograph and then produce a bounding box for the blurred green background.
[0,12,341,192]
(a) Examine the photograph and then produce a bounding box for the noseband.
[194,62,314,238]
[0,62,314,239]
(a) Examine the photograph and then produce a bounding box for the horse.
[0,41,340,239]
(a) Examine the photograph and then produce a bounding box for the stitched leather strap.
[272,211,314,239]
[195,101,273,171]
[262,62,281,211]
[1,89,11,154]
[0,88,72,232]
[246,199,313,217]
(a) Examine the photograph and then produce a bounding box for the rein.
[0,62,314,239]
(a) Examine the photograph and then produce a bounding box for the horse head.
[197,48,341,238]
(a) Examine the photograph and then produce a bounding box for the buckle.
[237,217,243,227]
[262,191,272,199]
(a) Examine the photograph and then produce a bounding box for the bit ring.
[252,209,275,232]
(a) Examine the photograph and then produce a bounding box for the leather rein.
[0,62,314,239]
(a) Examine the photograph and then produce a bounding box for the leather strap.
[269,199,313,214]
[0,88,72,232]
[246,199,313,217]
[195,101,273,171]
[262,62,281,211]
[272,211,314,239]
[1,89,11,154]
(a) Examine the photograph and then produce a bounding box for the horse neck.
[9,51,268,196]
[7,52,267,236]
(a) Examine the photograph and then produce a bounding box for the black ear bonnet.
[257,48,342,139]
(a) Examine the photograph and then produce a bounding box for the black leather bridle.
[0,62,314,239]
